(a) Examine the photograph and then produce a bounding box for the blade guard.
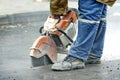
[30,36,57,63]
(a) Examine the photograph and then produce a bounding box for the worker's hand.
[44,17,58,32]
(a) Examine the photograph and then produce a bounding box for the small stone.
[106,66,109,68]
[117,68,119,70]
[110,70,112,72]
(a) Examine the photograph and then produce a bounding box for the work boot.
[86,55,101,64]
[51,55,85,71]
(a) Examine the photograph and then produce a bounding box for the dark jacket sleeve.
[50,0,68,15]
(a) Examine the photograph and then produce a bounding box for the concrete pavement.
[0,19,120,80]
[0,0,120,80]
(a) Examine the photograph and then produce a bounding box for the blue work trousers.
[69,0,107,61]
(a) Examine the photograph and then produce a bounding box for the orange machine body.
[30,36,57,63]
[30,10,78,64]
[50,10,77,36]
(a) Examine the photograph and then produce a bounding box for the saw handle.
[57,28,73,43]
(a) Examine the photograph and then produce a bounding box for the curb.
[0,11,49,25]
[0,1,78,26]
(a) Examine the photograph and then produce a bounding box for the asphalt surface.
[0,13,120,80]
[0,1,120,80]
